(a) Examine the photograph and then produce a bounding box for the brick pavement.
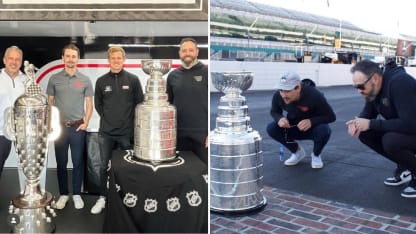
[210,186,416,233]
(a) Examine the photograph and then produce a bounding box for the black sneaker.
[401,177,416,198]
[384,169,412,186]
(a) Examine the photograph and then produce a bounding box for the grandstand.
[211,0,398,63]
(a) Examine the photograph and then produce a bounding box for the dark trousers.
[54,125,86,195]
[97,134,132,196]
[177,130,208,165]
[359,130,416,174]
[0,135,12,179]
[267,122,331,156]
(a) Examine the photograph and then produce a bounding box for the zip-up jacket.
[270,84,336,126]
[0,69,27,135]
[166,62,208,133]
[359,64,416,134]
[94,69,144,137]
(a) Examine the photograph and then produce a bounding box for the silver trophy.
[4,61,60,233]
[134,60,177,162]
[210,71,266,213]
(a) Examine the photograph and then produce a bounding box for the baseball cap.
[276,71,301,91]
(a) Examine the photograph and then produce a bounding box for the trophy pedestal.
[210,72,267,213]
[9,195,56,233]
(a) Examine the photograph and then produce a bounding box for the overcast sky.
[248,0,415,38]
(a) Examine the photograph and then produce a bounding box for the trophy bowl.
[141,60,172,76]
[211,71,253,94]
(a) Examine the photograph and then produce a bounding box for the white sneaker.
[53,195,69,210]
[73,195,84,209]
[311,154,323,169]
[284,145,306,166]
[91,196,106,214]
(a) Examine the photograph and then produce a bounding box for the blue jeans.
[267,122,331,156]
[54,125,86,195]
[0,135,12,179]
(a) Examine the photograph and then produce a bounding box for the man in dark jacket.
[92,46,144,213]
[267,71,336,168]
[347,60,416,198]
[167,38,208,165]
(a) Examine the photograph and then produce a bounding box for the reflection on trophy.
[4,61,61,233]
[134,60,177,162]
[210,71,267,213]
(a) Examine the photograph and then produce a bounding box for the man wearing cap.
[266,71,336,168]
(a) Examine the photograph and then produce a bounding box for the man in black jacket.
[167,38,208,165]
[267,71,336,168]
[347,60,416,198]
[92,46,144,213]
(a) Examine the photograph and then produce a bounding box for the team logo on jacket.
[166,197,181,212]
[186,190,202,207]
[73,81,83,88]
[123,193,138,208]
[104,86,112,92]
[194,76,203,82]
[144,198,158,213]
[297,105,309,112]
[382,98,390,107]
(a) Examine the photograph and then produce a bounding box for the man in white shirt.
[0,46,27,179]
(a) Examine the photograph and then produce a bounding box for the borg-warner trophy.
[134,60,177,162]
[210,71,267,213]
[4,61,61,233]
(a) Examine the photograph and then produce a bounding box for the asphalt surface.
[210,85,416,217]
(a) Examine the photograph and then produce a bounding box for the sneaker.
[53,195,69,210]
[401,178,416,198]
[91,196,106,214]
[384,169,412,186]
[311,154,323,169]
[284,145,306,166]
[73,195,84,209]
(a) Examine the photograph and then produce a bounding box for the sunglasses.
[353,73,374,90]
[284,125,297,143]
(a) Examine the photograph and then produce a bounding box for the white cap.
[277,71,301,91]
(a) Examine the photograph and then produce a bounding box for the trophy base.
[210,196,267,215]
[8,205,56,233]
[13,191,53,209]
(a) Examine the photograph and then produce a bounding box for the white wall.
[210,61,416,91]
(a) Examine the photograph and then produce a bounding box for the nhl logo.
[194,75,203,82]
[123,193,138,208]
[186,190,202,207]
[144,198,158,213]
[166,197,181,212]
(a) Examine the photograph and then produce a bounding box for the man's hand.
[354,117,370,132]
[76,123,88,131]
[278,117,291,128]
[297,119,311,131]
[346,119,360,137]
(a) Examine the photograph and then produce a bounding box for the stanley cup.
[134,60,177,162]
[210,71,267,213]
[4,61,60,233]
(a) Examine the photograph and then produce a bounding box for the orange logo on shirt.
[297,105,309,112]
[74,81,83,88]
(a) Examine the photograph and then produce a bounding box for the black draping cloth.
[103,150,208,233]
